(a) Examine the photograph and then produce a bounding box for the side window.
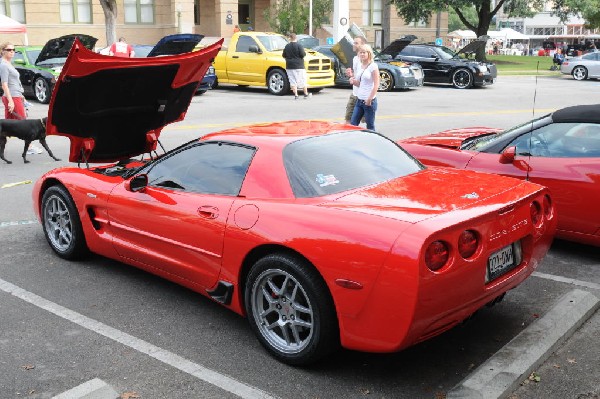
[508,123,600,158]
[235,36,257,53]
[146,142,255,195]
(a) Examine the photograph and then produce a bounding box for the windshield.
[433,46,459,60]
[257,35,288,51]
[462,115,549,151]
[26,49,41,64]
[284,130,424,198]
[37,57,67,66]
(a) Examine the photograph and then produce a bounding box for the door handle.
[198,205,219,219]
[232,55,239,58]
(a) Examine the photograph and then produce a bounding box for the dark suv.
[395,41,497,89]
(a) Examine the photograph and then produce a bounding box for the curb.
[447,288,600,399]
[52,378,119,399]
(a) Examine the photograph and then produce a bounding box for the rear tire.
[41,185,88,260]
[572,66,588,81]
[245,253,339,365]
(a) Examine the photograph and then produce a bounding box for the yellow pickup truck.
[213,32,335,95]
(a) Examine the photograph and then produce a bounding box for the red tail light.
[530,201,542,227]
[425,241,449,271]
[458,230,478,259]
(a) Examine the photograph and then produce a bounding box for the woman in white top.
[349,44,380,130]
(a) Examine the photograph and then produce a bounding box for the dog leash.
[9,110,26,120]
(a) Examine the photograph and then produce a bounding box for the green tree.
[264,0,333,35]
[390,0,595,37]
[448,5,478,32]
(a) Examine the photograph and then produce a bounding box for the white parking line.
[533,271,600,290]
[0,277,276,399]
[0,220,37,228]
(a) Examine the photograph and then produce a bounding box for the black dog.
[0,117,61,164]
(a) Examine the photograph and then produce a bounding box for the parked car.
[399,104,600,246]
[560,51,600,81]
[10,34,97,103]
[313,36,424,92]
[34,38,555,365]
[395,40,497,89]
[132,33,216,94]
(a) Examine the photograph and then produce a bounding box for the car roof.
[553,104,600,124]
[201,121,355,145]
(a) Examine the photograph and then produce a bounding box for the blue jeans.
[350,98,377,130]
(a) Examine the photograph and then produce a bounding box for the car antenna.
[527,61,540,159]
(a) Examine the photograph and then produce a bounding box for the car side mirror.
[125,174,149,192]
[249,45,261,54]
[499,146,516,164]
[13,59,25,65]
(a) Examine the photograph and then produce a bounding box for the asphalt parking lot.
[0,75,599,399]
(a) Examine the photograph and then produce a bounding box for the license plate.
[487,244,516,282]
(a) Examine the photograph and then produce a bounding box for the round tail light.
[425,240,449,271]
[530,201,542,227]
[458,230,478,259]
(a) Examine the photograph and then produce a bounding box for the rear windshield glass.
[284,130,423,198]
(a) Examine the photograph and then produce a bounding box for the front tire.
[41,185,88,260]
[245,253,339,365]
[378,70,394,92]
[267,69,290,95]
[34,77,51,104]
[572,66,588,81]
[452,68,473,89]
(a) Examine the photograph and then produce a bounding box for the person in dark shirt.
[282,33,310,99]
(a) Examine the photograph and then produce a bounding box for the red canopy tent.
[0,14,28,44]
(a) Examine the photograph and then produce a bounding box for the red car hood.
[47,38,223,163]
[400,127,502,149]
[323,167,529,224]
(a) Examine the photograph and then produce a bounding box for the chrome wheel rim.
[251,269,314,354]
[379,71,392,91]
[453,69,471,88]
[269,73,284,94]
[35,79,48,102]
[573,67,586,80]
[44,194,73,252]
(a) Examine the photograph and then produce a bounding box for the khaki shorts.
[287,69,306,88]
[345,94,358,122]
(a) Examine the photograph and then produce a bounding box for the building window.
[406,19,428,28]
[0,0,26,23]
[125,0,154,24]
[362,0,382,26]
[59,0,92,23]
[194,0,200,25]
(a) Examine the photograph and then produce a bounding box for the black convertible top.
[553,104,600,123]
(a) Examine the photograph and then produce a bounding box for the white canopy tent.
[0,14,28,45]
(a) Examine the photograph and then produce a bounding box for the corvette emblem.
[461,192,479,199]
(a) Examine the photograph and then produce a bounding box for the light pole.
[309,0,313,36]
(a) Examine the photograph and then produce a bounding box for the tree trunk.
[100,0,118,47]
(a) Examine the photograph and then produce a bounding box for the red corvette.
[33,40,556,365]
[400,104,600,247]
